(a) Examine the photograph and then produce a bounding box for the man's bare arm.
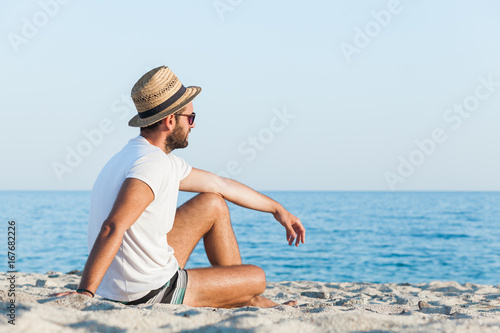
[52,178,154,297]
[180,168,305,246]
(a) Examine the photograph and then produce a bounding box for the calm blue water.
[1,191,499,284]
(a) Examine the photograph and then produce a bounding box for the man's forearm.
[218,177,305,246]
[180,168,287,216]
[218,177,285,214]
[180,168,305,246]
[78,222,124,294]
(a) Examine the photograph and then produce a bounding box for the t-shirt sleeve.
[125,152,166,198]
[172,155,192,181]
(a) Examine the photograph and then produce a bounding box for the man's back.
[88,135,191,301]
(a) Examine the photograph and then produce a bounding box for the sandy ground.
[1,271,499,332]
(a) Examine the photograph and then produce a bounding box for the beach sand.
[1,271,499,332]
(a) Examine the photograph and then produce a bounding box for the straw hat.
[128,66,201,127]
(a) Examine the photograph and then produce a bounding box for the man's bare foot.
[248,296,298,308]
[248,295,277,307]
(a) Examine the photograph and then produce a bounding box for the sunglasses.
[176,112,196,125]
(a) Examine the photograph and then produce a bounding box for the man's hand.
[273,209,305,247]
[49,291,92,298]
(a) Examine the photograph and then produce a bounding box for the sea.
[1,191,499,285]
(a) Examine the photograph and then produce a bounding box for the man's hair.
[140,120,162,133]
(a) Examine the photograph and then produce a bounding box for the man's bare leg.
[183,267,298,308]
[182,265,267,308]
[167,193,295,308]
[168,193,241,268]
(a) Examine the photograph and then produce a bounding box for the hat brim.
[128,86,201,127]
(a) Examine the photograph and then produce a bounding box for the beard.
[165,122,189,153]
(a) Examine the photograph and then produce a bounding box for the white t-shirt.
[88,135,192,301]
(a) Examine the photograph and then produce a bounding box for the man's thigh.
[167,193,227,268]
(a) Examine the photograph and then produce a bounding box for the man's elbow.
[214,175,234,197]
[99,219,125,237]
[201,174,230,197]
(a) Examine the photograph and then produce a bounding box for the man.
[54,66,305,308]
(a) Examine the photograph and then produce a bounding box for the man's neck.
[140,132,169,154]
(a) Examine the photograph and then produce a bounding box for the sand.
[1,271,499,332]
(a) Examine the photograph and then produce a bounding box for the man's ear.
[163,114,176,131]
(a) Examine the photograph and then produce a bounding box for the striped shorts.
[124,269,188,306]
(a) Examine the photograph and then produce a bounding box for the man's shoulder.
[132,149,170,170]
[165,153,191,170]
[111,136,189,172]
[123,136,167,160]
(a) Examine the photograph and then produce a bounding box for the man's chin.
[172,141,188,151]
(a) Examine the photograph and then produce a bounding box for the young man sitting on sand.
[53,66,305,308]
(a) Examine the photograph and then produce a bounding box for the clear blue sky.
[1,0,499,191]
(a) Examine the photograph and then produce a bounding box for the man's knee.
[247,265,267,295]
[197,192,229,216]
